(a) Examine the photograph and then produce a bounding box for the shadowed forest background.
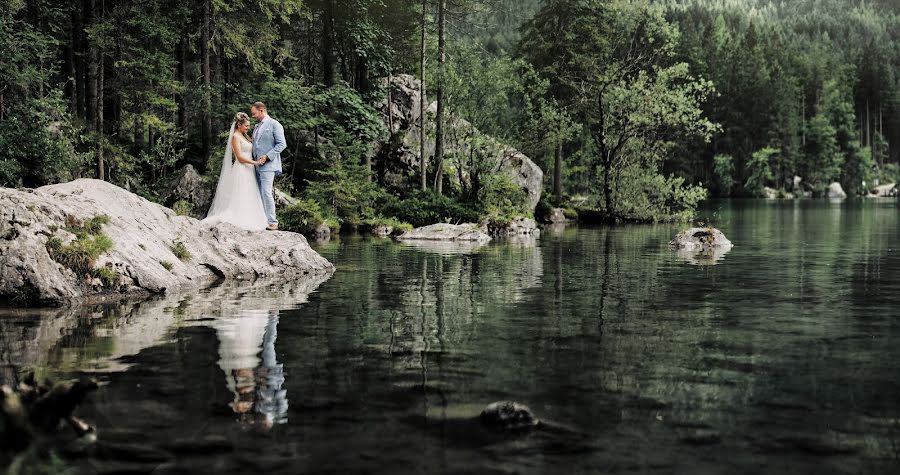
[3,0,900,227]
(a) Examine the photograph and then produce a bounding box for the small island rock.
[395,223,491,242]
[669,227,733,251]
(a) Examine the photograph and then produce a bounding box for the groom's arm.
[265,120,287,157]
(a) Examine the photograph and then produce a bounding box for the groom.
[251,102,286,231]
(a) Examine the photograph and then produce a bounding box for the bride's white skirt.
[203,163,268,231]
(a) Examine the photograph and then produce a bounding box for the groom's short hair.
[251,101,266,111]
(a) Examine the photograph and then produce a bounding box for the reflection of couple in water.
[214,308,287,429]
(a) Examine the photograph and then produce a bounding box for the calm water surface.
[2,199,900,474]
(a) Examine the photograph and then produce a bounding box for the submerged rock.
[0,179,334,306]
[669,227,733,251]
[395,223,491,242]
[827,182,847,199]
[872,183,897,197]
[480,401,539,431]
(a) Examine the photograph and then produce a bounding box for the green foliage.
[278,198,330,235]
[159,260,174,271]
[95,265,119,288]
[362,216,413,232]
[172,200,192,216]
[170,241,191,261]
[478,174,529,218]
[611,167,708,222]
[713,154,736,195]
[744,147,778,196]
[46,215,114,277]
[380,190,481,227]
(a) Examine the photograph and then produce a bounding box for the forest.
[2,0,899,228]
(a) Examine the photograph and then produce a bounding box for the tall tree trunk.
[177,36,188,131]
[322,1,335,88]
[433,0,446,195]
[65,30,77,114]
[134,118,145,152]
[85,0,97,125]
[96,0,105,181]
[201,0,212,164]
[419,0,427,191]
[73,5,86,118]
[554,139,563,205]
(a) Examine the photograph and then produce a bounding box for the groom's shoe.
[266,224,279,231]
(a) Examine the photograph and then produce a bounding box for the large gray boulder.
[159,165,212,218]
[374,74,543,212]
[827,182,847,199]
[395,223,491,243]
[0,179,334,306]
[489,217,539,237]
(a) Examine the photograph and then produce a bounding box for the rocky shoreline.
[0,179,334,307]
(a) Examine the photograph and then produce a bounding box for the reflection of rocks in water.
[396,239,488,255]
[0,274,329,395]
[669,227,733,266]
[674,245,733,266]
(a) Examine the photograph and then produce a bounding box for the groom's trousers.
[257,171,278,225]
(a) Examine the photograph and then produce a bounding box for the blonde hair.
[233,111,250,127]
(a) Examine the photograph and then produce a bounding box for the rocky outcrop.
[0,179,334,307]
[488,217,539,237]
[159,165,212,218]
[395,223,491,242]
[827,182,847,199]
[872,183,897,197]
[374,74,543,212]
[669,227,733,251]
[546,208,571,224]
[762,186,779,200]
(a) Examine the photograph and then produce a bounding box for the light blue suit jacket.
[252,116,286,175]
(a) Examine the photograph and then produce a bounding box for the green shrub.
[46,214,114,276]
[363,216,413,233]
[170,241,191,261]
[94,265,119,288]
[160,260,174,271]
[278,198,330,234]
[713,154,735,196]
[478,173,528,218]
[379,190,480,227]
[562,207,579,219]
[172,200,192,216]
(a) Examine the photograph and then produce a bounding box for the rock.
[792,175,803,194]
[273,188,298,208]
[395,223,491,242]
[762,186,779,199]
[873,183,897,197]
[669,227,733,251]
[159,165,212,218]
[480,401,539,431]
[489,217,540,237]
[0,179,334,306]
[374,74,543,212]
[370,225,394,237]
[827,182,847,199]
[547,208,570,224]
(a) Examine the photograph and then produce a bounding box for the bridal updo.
[233,112,250,128]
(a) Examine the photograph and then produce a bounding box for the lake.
[2,198,899,474]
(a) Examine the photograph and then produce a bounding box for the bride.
[204,112,268,231]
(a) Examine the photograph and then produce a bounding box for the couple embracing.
[204,102,286,231]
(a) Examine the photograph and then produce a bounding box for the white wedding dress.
[204,127,268,231]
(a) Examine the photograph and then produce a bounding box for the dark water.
[2,199,900,474]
